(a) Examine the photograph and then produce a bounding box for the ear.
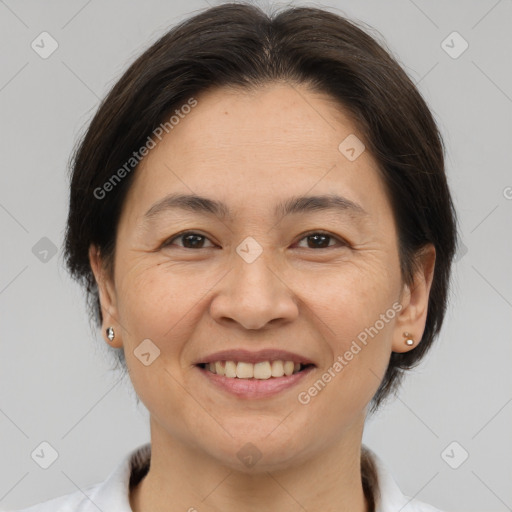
[392,244,436,353]
[88,244,122,348]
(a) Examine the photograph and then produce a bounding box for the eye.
[161,230,347,250]
[294,231,346,249]
[162,231,216,249]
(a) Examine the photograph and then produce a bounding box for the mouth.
[194,351,316,399]
[196,360,314,379]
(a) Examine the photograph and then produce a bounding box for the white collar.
[365,446,443,511]
[13,443,443,511]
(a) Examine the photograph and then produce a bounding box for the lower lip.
[196,365,315,399]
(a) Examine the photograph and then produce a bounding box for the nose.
[209,252,299,330]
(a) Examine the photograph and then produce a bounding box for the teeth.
[224,361,237,378]
[283,361,294,376]
[253,361,272,379]
[236,362,253,379]
[215,361,225,376]
[271,360,284,377]
[203,360,305,379]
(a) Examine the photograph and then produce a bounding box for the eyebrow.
[143,193,367,223]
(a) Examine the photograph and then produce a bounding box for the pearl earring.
[403,332,414,346]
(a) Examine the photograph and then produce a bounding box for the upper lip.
[195,349,315,366]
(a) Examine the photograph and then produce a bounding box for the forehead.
[173,82,361,151]
[122,83,388,222]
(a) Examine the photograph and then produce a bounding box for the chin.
[197,426,315,473]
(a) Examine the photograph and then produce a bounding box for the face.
[90,83,433,471]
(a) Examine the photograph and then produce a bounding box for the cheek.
[114,263,210,436]
[296,281,396,436]
[299,255,401,339]
[114,260,225,376]
[294,257,400,407]
[116,261,199,338]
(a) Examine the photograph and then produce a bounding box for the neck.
[130,418,370,512]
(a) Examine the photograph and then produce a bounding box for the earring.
[106,326,115,342]
[403,332,414,346]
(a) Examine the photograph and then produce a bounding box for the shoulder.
[396,499,444,512]
[364,445,445,512]
[7,484,100,512]
[7,443,151,512]
[398,501,444,512]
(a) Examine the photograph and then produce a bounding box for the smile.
[198,360,312,379]
[195,359,315,399]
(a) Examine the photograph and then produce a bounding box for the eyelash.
[161,230,347,250]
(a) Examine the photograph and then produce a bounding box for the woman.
[13,2,457,511]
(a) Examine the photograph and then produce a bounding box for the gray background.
[0,0,511,510]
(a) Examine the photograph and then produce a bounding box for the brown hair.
[63,2,457,419]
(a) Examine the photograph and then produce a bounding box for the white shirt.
[8,443,444,512]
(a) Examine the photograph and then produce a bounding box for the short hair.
[63,2,458,416]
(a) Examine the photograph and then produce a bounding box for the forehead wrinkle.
[140,192,368,232]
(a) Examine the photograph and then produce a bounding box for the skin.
[89,82,435,512]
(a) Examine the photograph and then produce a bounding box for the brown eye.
[163,231,215,249]
[295,232,345,249]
